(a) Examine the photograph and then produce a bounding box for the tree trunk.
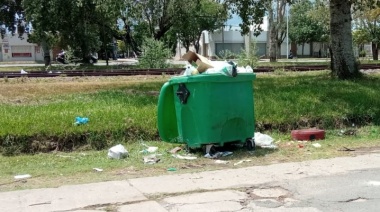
[329,0,359,79]
[121,19,141,56]
[329,46,333,70]
[372,42,378,60]
[277,42,281,58]
[194,41,200,54]
[302,43,305,56]
[184,40,190,52]
[268,5,277,62]
[194,34,201,54]
[41,40,51,67]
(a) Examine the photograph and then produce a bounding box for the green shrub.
[359,50,366,58]
[217,49,236,60]
[237,41,258,68]
[138,37,172,68]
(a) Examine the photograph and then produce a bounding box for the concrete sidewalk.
[1,153,380,212]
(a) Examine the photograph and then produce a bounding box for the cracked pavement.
[1,153,380,212]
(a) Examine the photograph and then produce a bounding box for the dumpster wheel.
[246,138,255,151]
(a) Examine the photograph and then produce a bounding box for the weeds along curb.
[0,127,160,156]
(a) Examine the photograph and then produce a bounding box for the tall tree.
[353,3,380,60]
[226,0,291,62]
[275,0,289,58]
[171,0,227,53]
[352,29,371,56]
[23,0,121,65]
[329,0,359,79]
[124,0,174,40]
[230,0,375,79]
[308,0,330,57]
[267,0,288,60]
[289,0,324,56]
[0,0,25,38]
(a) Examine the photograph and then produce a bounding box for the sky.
[225,14,242,27]
[224,13,269,31]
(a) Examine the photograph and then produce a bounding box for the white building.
[200,27,313,59]
[176,15,318,59]
[0,34,45,62]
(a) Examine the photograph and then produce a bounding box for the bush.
[138,37,172,68]
[217,49,236,60]
[359,50,366,58]
[237,41,258,68]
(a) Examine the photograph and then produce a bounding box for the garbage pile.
[181,51,253,77]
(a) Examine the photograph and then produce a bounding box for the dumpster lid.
[157,82,179,142]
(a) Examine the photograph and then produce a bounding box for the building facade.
[0,34,45,62]
[200,29,314,59]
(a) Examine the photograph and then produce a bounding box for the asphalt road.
[279,168,380,212]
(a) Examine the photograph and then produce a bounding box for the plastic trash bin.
[157,73,256,150]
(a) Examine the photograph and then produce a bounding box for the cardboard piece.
[182,51,213,73]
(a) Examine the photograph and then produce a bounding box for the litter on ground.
[14,174,31,180]
[204,151,233,159]
[214,160,229,164]
[140,146,158,153]
[74,116,89,125]
[172,154,197,160]
[143,154,161,164]
[108,144,128,159]
[169,147,182,154]
[233,160,252,166]
[254,132,278,149]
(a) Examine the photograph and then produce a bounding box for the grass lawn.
[0,70,380,191]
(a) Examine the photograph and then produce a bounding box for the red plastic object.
[291,129,325,141]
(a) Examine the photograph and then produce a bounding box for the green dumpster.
[157,73,256,149]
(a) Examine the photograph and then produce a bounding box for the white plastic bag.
[203,61,238,77]
[108,144,128,159]
[183,63,198,76]
[237,65,254,73]
[254,132,274,147]
[246,65,253,72]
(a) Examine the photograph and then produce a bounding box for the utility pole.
[286,2,289,59]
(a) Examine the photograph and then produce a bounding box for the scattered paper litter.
[20,69,28,74]
[214,160,229,164]
[233,160,252,166]
[57,155,75,158]
[140,146,158,153]
[204,151,233,159]
[93,168,103,172]
[312,143,321,148]
[14,174,31,180]
[172,154,197,160]
[169,147,182,154]
[143,154,161,164]
[140,143,159,153]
